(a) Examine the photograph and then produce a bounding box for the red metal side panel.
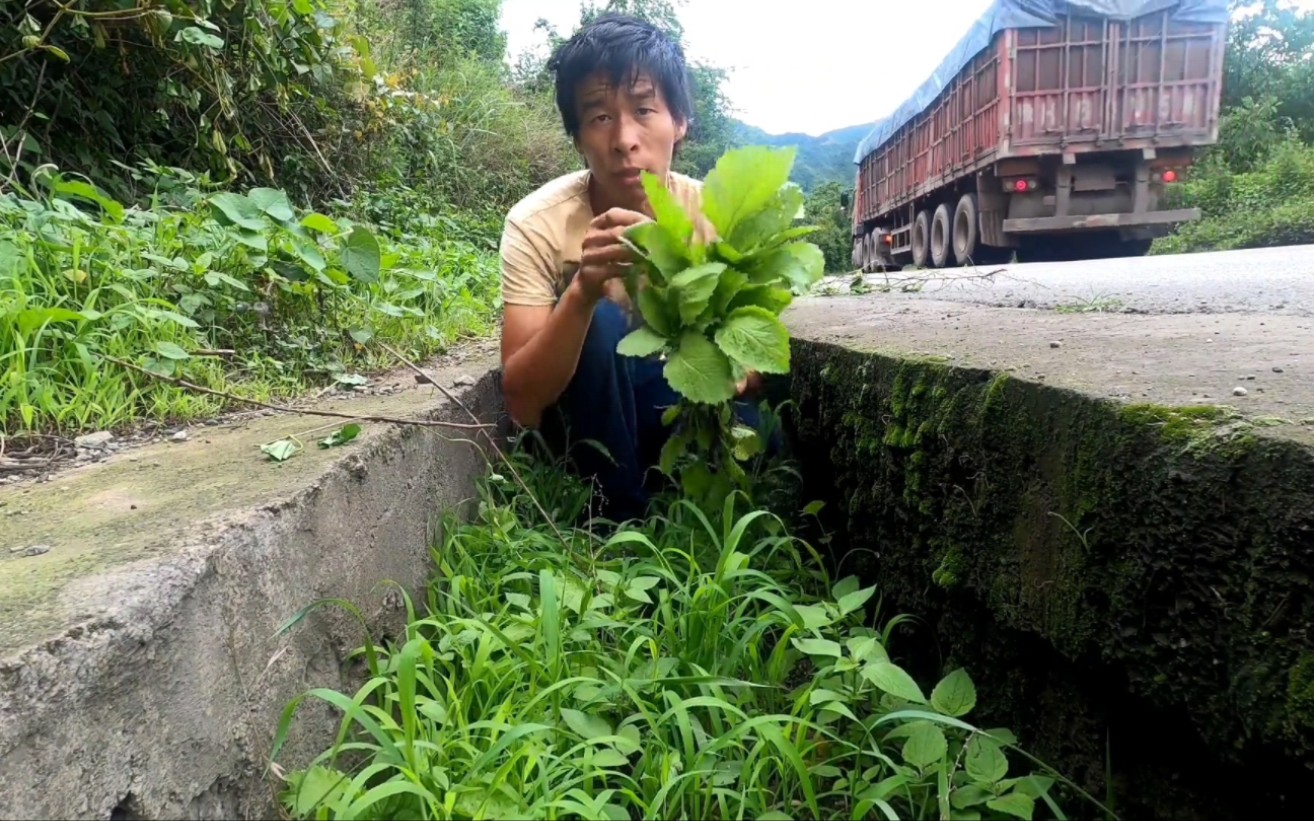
[1006,9,1223,150]
[858,35,1005,224]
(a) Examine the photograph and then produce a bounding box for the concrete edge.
[0,369,507,820]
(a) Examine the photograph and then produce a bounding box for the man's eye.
[637,108,655,116]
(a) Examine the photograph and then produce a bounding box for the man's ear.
[674,117,690,143]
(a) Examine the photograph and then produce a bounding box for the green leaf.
[987,792,1035,820]
[670,262,725,324]
[319,424,362,448]
[730,425,762,461]
[951,784,995,810]
[348,328,374,345]
[617,326,668,358]
[714,306,790,374]
[901,721,948,768]
[663,331,735,405]
[51,180,124,223]
[16,307,85,335]
[284,765,354,816]
[209,192,266,231]
[728,285,794,314]
[792,637,842,658]
[728,182,805,251]
[591,749,630,768]
[641,171,695,243]
[966,735,1009,784]
[837,584,877,617]
[341,227,381,283]
[636,287,675,336]
[625,222,687,281]
[748,241,825,293]
[862,661,927,704]
[153,341,190,361]
[178,26,224,49]
[560,708,612,741]
[261,439,299,462]
[301,213,339,234]
[249,188,295,222]
[931,668,978,717]
[702,145,797,239]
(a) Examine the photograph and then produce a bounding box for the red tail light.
[1014,179,1029,192]
[1163,170,1178,183]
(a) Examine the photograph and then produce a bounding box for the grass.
[0,167,502,436]
[269,450,1106,820]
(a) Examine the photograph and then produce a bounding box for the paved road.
[832,244,1314,317]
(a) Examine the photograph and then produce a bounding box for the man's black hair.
[547,12,695,140]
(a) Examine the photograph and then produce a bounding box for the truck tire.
[930,204,952,268]
[952,193,981,266]
[912,210,931,268]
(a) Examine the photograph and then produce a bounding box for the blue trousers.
[542,299,768,522]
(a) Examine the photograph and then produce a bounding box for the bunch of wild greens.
[271,460,1093,820]
[616,145,825,509]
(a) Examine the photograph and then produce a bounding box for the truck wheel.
[912,210,931,268]
[952,194,981,266]
[930,204,952,268]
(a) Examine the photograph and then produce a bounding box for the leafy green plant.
[271,458,1097,820]
[616,145,824,509]
[0,171,500,434]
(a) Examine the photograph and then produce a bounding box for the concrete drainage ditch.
[0,357,505,820]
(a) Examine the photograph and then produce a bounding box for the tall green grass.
[271,456,1105,820]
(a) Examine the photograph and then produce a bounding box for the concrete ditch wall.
[784,298,1314,820]
[0,361,504,820]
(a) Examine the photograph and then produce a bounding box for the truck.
[849,0,1229,269]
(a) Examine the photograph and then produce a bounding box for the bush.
[1155,138,1314,253]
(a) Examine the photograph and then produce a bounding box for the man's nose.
[612,113,641,154]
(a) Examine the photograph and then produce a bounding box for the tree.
[803,181,854,274]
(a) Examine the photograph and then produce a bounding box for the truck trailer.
[850,0,1229,269]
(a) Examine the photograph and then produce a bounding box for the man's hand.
[575,207,650,303]
[736,370,764,398]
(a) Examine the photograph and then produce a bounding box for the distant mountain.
[734,120,876,191]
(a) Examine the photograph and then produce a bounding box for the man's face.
[573,70,688,213]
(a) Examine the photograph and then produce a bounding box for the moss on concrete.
[788,339,1314,819]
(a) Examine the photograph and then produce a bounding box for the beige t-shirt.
[499,168,707,307]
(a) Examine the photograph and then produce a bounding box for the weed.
[270,454,1104,820]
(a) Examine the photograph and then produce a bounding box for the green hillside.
[734,120,875,191]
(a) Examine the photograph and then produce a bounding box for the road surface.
[827,245,1314,317]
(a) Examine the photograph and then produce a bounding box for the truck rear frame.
[851,0,1229,269]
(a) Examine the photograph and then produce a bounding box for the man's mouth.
[617,168,645,187]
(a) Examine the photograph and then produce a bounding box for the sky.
[499,0,1314,137]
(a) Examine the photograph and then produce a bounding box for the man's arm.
[500,208,647,428]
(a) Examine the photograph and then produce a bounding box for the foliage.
[0,167,500,434]
[271,458,1088,820]
[1222,0,1314,145]
[613,145,823,510]
[1154,136,1314,254]
[1156,1,1314,252]
[804,181,855,274]
[0,0,366,201]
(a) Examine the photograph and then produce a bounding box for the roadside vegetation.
[272,447,1096,820]
[1155,0,1314,253]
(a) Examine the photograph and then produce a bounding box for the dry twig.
[104,355,491,431]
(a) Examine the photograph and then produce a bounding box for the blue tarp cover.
[853,0,1230,163]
